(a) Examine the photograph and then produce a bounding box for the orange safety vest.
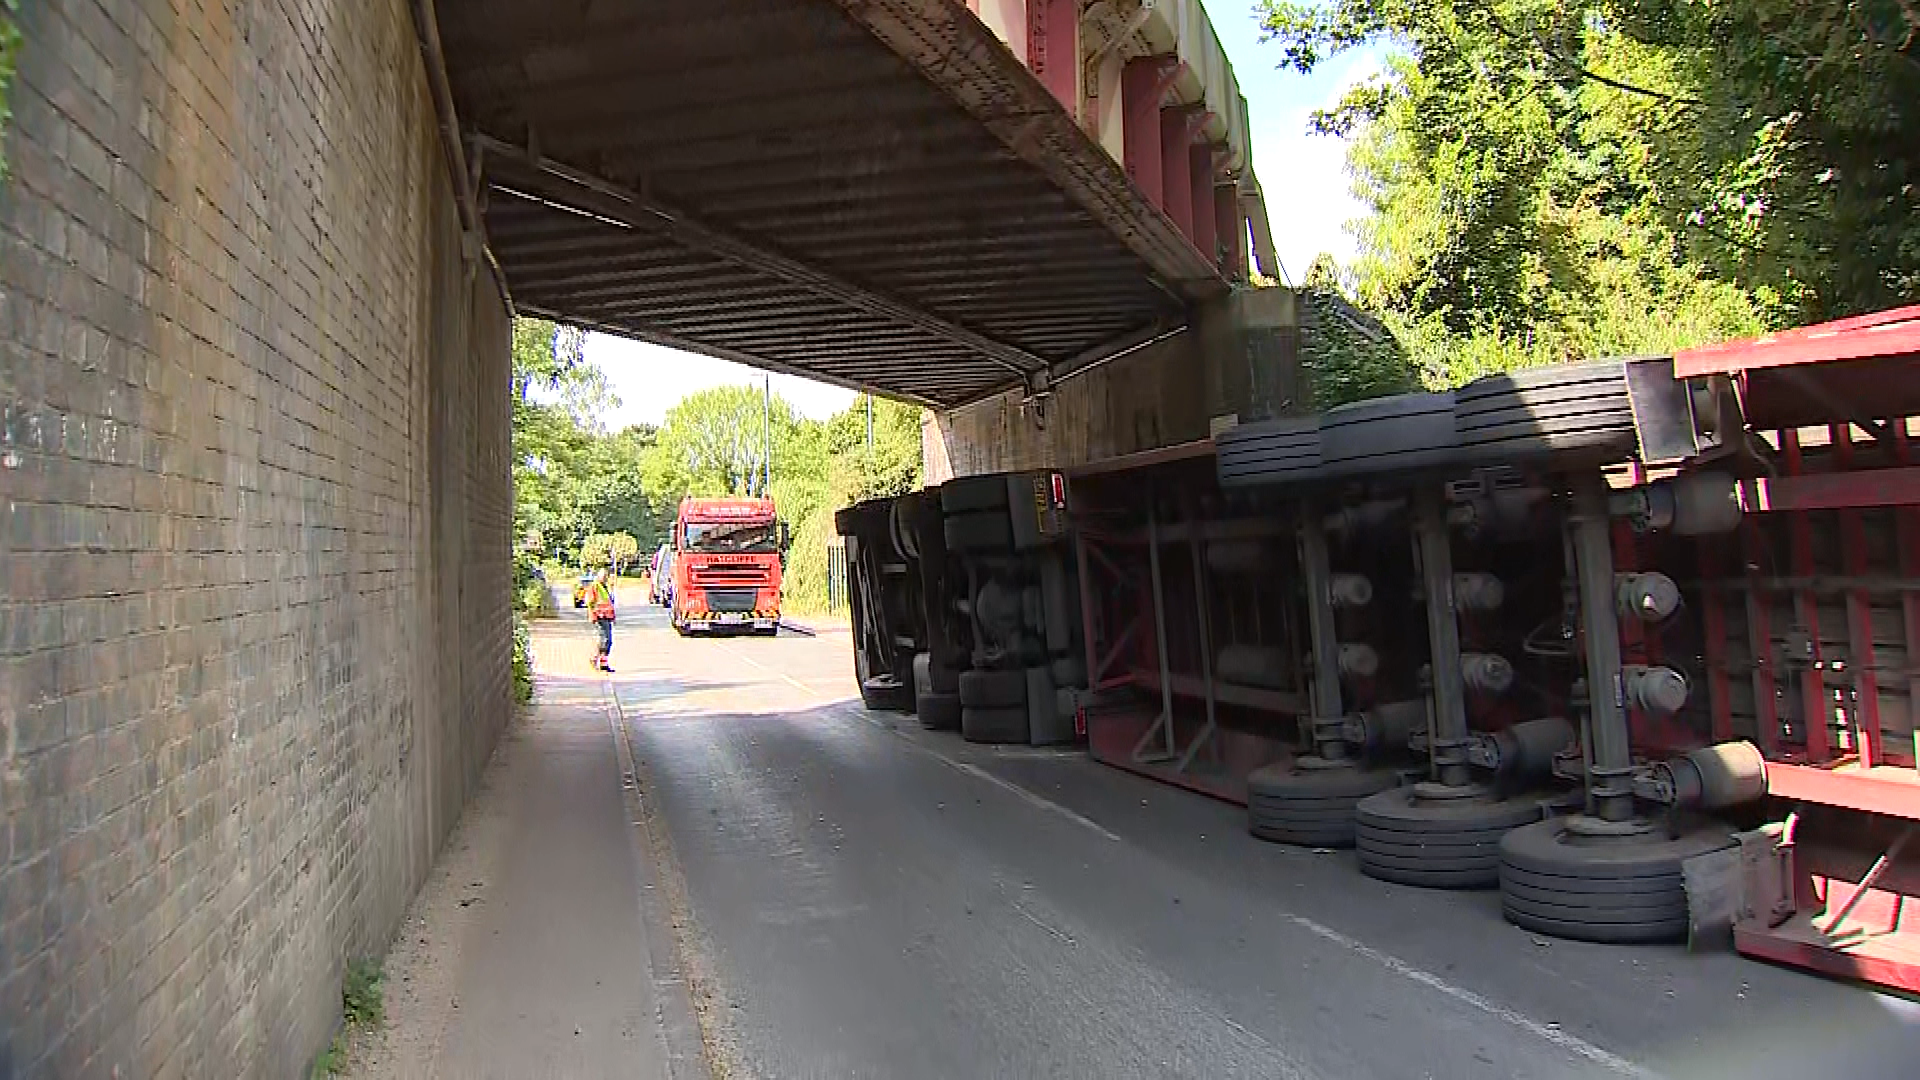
[588,581,616,620]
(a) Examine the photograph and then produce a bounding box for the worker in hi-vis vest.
[587,566,617,672]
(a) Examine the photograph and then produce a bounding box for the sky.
[584,3,1385,430]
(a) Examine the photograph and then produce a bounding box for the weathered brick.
[0,0,512,1075]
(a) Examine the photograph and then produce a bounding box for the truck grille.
[702,588,757,613]
[691,565,772,587]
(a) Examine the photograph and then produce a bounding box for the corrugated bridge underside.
[440,0,1224,407]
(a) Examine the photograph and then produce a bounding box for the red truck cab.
[671,496,785,635]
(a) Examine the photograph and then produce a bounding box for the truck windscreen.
[683,521,778,554]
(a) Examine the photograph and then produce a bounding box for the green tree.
[580,532,614,570]
[606,531,640,575]
[825,395,924,505]
[0,2,20,182]
[1256,0,1912,389]
[644,384,806,499]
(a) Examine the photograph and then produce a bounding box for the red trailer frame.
[1056,308,1920,993]
[1674,306,1920,991]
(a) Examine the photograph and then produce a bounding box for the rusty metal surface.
[440,0,1209,407]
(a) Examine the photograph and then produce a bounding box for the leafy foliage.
[1257,0,1916,394]
[508,317,925,618]
[512,320,669,561]
[0,0,18,182]
[579,531,640,573]
[511,614,534,705]
[512,550,553,617]
[638,388,923,613]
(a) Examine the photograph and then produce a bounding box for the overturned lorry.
[836,305,1920,993]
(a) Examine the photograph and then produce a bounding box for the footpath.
[346,616,705,1080]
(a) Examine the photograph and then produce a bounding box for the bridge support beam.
[1216,186,1246,281]
[1160,109,1197,244]
[1026,0,1080,112]
[1190,146,1220,272]
[1122,56,1182,211]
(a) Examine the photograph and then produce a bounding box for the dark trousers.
[594,616,614,659]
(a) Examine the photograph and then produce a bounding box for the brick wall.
[0,1,513,1076]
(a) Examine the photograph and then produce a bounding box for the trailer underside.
[838,304,1920,995]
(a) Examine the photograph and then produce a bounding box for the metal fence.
[826,541,849,614]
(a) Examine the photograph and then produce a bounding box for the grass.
[310,960,384,1077]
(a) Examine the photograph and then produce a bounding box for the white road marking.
[947,760,1125,844]
[1283,914,1657,1078]
[716,639,821,698]
[829,699,1126,844]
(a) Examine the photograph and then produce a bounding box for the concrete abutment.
[925,286,1299,479]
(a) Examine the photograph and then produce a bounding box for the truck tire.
[1498,818,1733,944]
[860,676,913,713]
[917,692,962,731]
[856,647,912,712]
[1038,555,1073,654]
[1246,763,1396,848]
[961,705,1028,744]
[941,475,1010,514]
[959,668,1026,708]
[945,512,1013,554]
[1027,665,1074,745]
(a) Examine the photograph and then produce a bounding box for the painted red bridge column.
[1190,143,1218,270]
[1026,0,1080,112]
[1122,56,1182,211]
[1160,106,1211,250]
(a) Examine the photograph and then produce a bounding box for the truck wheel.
[1498,818,1733,944]
[1354,786,1544,889]
[928,658,961,695]
[860,674,913,713]
[945,512,1013,554]
[958,668,1026,708]
[941,475,1011,514]
[917,692,961,731]
[961,705,1028,744]
[1246,763,1396,848]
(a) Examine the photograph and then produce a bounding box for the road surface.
[363,593,1918,1079]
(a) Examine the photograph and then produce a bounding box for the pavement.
[346,594,705,1080]
[355,591,1918,1079]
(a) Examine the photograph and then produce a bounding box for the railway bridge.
[0,0,1296,1073]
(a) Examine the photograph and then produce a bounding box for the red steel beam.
[1833,426,1883,766]
[1025,0,1079,113]
[1741,465,1920,512]
[1735,923,1920,997]
[1674,303,1920,377]
[1121,56,1182,212]
[1742,517,1784,757]
[1158,107,1211,247]
[1780,430,1833,762]
[1764,762,1920,821]
[1188,145,1218,269]
[1900,426,1920,768]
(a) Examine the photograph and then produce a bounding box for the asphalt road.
[598,598,1913,1078]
